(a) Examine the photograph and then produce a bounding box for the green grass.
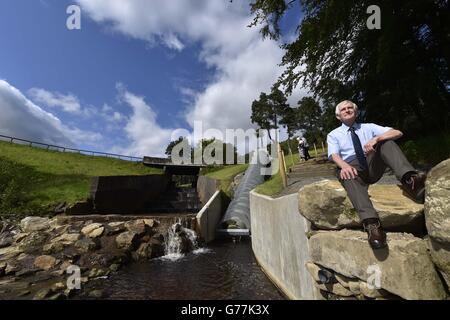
[254,152,299,196]
[255,147,328,196]
[0,140,162,216]
[203,164,249,196]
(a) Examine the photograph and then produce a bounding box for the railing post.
[3,133,142,162]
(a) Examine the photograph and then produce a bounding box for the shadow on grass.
[0,157,91,217]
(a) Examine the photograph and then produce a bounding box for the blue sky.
[0,0,303,157]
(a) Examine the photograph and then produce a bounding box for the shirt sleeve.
[327,132,340,160]
[369,123,392,137]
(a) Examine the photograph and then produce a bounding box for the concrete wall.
[90,174,169,213]
[196,190,222,243]
[250,190,319,300]
[197,176,220,207]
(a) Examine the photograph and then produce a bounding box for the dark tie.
[349,126,368,171]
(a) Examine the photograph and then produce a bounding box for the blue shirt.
[327,122,392,163]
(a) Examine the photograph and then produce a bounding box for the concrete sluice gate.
[87,174,202,215]
[77,151,269,242]
[72,171,221,243]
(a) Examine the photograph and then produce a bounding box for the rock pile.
[0,216,175,299]
[298,158,450,300]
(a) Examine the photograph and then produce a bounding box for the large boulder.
[18,232,48,253]
[298,180,424,230]
[424,158,450,288]
[309,230,446,300]
[74,238,99,253]
[124,220,148,237]
[115,231,138,251]
[81,223,104,238]
[306,261,391,299]
[34,255,57,271]
[51,233,81,245]
[20,217,50,233]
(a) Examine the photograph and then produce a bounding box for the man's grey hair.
[335,100,358,117]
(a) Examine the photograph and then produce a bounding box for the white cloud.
[112,111,124,122]
[77,2,306,120]
[28,88,82,114]
[110,84,174,157]
[0,80,102,147]
[163,33,185,51]
[76,0,309,155]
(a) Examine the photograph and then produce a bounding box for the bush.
[0,158,42,216]
[400,132,450,168]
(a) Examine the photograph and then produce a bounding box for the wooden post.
[287,138,294,168]
[278,143,288,188]
[282,150,287,175]
[314,143,318,157]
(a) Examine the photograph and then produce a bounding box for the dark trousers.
[337,140,415,221]
[305,147,311,160]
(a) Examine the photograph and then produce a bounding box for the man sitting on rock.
[327,100,426,250]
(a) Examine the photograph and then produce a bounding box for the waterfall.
[162,218,199,261]
[182,227,198,250]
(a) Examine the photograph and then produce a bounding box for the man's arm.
[327,131,357,179]
[331,153,358,180]
[364,129,403,154]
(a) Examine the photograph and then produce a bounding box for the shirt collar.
[341,122,360,131]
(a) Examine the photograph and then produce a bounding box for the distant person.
[327,100,426,250]
[301,137,311,160]
[297,137,306,161]
[297,137,310,161]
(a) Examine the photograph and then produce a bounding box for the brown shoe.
[363,218,387,250]
[402,172,426,203]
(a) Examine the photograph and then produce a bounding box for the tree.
[295,97,324,144]
[249,0,450,137]
[251,86,290,141]
[279,105,297,159]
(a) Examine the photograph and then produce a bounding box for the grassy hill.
[203,164,249,197]
[0,140,162,216]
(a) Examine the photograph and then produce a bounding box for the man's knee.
[377,139,404,156]
[378,139,397,149]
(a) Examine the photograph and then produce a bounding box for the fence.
[0,134,143,162]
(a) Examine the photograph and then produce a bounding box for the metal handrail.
[0,133,142,162]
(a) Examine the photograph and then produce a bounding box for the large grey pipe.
[219,149,270,230]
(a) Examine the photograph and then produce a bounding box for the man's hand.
[340,164,358,180]
[364,137,378,154]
